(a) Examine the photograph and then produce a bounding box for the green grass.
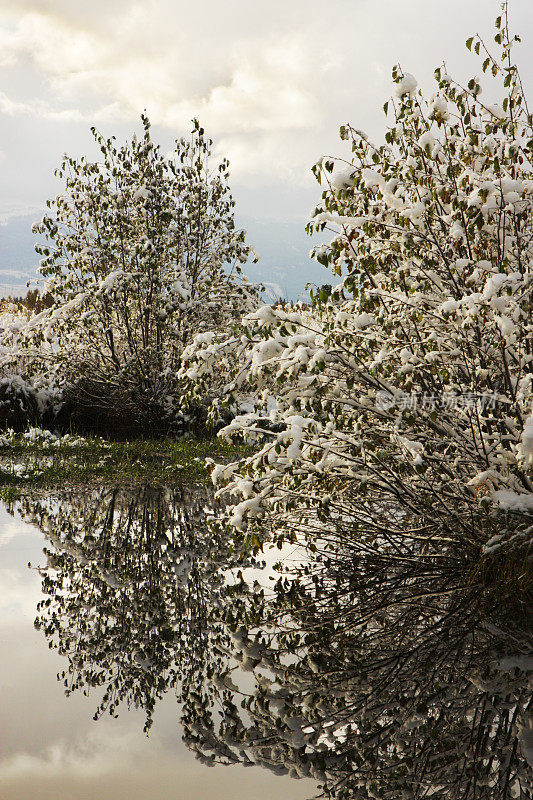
[0,434,248,495]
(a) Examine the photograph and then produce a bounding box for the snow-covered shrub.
[0,376,40,430]
[182,7,532,557]
[17,116,259,434]
[0,303,63,429]
[0,303,32,381]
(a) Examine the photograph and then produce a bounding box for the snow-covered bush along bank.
[181,7,533,557]
[1,118,260,435]
[0,303,63,430]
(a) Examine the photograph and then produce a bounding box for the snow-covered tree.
[181,4,533,558]
[185,531,533,800]
[26,116,259,432]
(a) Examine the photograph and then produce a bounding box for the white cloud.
[0,203,45,223]
[0,565,42,620]
[0,0,531,196]
[1,727,145,780]
[0,0,345,180]
[0,681,314,798]
[0,90,84,120]
[0,2,337,135]
[158,37,325,135]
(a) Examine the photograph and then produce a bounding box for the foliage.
[180,4,533,559]
[0,302,63,419]
[3,7,533,799]
[7,116,259,432]
[0,303,62,430]
[0,290,54,314]
[0,375,40,430]
[24,485,240,733]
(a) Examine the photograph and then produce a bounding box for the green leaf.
[318,284,332,302]
[466,36,474,51]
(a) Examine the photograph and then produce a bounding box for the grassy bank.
[0,430,247,497]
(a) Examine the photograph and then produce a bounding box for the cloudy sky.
[0,0,532,294]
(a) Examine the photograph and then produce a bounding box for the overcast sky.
[0,0,531,301]
[1,0,531,222]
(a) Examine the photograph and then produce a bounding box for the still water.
[0,485,316,800]
[1,483,532,800]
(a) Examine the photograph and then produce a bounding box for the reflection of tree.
[19,487,532,797]
[218,535,533,798]
[21,484,244,732]
[167,522,531,799]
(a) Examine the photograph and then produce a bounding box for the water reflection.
[12,485,533,799]
[15,484,248,737]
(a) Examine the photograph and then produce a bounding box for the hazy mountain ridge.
[0,212,329,301]
[0,213,42,296]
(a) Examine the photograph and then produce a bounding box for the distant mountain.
[0,211,332,301]
[0,212,42,297]
[237,215,330,301]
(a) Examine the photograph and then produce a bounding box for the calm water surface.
[0,485,316,800]
[1,483,532,800]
